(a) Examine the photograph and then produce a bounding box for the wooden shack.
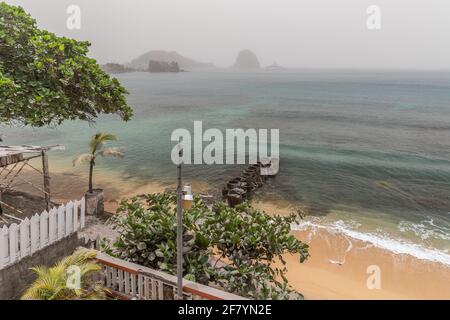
[0,145,64,216]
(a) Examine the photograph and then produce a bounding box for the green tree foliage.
[0,3,133,127]
[105,193,310,300]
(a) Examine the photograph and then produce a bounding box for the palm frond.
[22,271,64,300]
[99,147,125,158]
[90,132,117,153]
[78,262,102,277]
[21,249,105,300]
[59,248,97,267]
[73,153,94,166]
[29,266,50,279]
[82,285,109,300]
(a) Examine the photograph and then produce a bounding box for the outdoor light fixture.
[182,183,193,210]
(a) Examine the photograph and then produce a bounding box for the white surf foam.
[398,218,450,241]
[291,219,450,266]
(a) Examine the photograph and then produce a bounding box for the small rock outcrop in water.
[148,60,181,73]
[101,63,134,74]
[233,50,261,69]
[129,50,214,70]
[265,62,285,71]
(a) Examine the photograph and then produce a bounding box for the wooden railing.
[95,252,247,300]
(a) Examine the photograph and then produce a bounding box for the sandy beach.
[11,159,450,300]
[253,201,450,300]
[291,228,450,299]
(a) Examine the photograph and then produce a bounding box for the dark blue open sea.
[7,69,450,264]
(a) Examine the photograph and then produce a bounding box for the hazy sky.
[5,0,450,69]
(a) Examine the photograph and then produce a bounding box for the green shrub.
[105,193,309,299]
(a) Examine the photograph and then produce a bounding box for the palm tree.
[22,249,108,300]
[73,133,124,193]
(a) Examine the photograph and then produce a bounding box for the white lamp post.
[176,147,193,300]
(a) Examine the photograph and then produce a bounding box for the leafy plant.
[22,248,107,300]
[105,192,310,300]
[0,3,133,127]
[73,132,124,193]
[105,193,216,283]
[204,202,309,299]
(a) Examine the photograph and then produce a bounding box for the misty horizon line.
[101,49,450,73]
[8,0,450,71]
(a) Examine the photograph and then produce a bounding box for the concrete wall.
[0,233,81,300]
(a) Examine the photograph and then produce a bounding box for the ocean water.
[6,69,450,264]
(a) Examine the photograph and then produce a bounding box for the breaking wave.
[292,218,450,266]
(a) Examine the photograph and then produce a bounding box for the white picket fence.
[0,198,85,270]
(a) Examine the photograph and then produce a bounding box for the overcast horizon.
[4,0,450,70]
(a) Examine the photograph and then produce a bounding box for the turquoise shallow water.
[5,69,450,262]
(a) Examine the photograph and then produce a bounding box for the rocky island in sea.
[128,50,214,71]
[233,49,261,69]
[148,60,182,73]
[101,50,212,74]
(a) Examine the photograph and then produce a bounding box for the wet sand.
[13,159,450,299]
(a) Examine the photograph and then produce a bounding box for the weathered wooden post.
[41,150,51,211]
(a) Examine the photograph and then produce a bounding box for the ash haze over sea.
[7,70,450,265]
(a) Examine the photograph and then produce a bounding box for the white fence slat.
[20,218,30,258]
[65,202,73,236]
[0,225,9,269]
[57,205,65,240]
[80,197,85,229]
[30,214,40,254]
[105,266,112,288]
[118,270,124,292]
[143,276,149,299]
[110,268,115,289]
[151,279,157,299]
[40,211,49,248]
[73,201,79,231]
[157,280,164,300]
[0,197,84,270]
[15,225,20,256]
[125,272,130,294]
[8,223,18,264]
[131,274,137,296]
[49,208,57,243]
[138,274,144,299]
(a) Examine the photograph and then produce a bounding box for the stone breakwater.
[222,160,276,207]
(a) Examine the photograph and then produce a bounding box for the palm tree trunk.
[88,159,94,193]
